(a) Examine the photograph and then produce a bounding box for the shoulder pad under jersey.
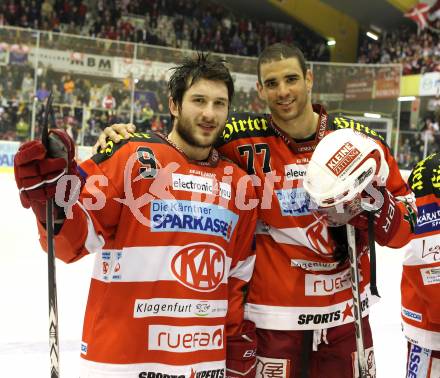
[329,114,388,147]
[92,131,165,165]
[408,153,440,198]
[216,112,276,147]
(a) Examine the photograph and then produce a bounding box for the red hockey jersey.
[215,105,414,331]
[401,153,440,350]
[37,132,257,377]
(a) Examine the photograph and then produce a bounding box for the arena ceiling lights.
[398,96,416,102]
[327,40,336,46]
[364,112,382,119]
[366,31,379,41]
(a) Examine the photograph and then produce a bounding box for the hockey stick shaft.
[346,224,367,378]
[42,93,60,378]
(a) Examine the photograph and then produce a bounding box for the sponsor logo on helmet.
[326,142,361,176]
[171,243,226,292]
[355,167,374,187]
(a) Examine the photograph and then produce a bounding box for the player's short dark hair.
[257,43,307,83]
[168,52,234,122]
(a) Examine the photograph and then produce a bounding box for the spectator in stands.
[135,100,154,132]
[16,116,29,141]
[358,23,440,74]
[63,74,75,103]
[36,82,49,102]
[21,72,34,103]
[150,115,164,132]
[0,0,329,63]
[51,83,62,103]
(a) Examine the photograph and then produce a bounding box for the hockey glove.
[226,320,257,378]
[14,130,82,223]
[349,187,401,246]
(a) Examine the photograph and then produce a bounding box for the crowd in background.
[0,0,439,168]
[397,116,440,169]
[358,22,440,74]
[0,0,329,62]
[0,60,267,145]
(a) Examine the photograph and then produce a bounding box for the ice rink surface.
[0,173,407,377]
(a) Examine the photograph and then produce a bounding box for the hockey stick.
[346,224,367,378]
[41,92,60,378]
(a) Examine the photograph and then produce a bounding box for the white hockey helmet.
[303,128,389,224]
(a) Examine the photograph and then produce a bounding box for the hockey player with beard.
[401,153,440,378]
[94,44,415,378]
[13,54,258,378]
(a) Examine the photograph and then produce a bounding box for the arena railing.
[0,25,427,169]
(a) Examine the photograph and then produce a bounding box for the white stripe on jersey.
[91,245,233,286]
[77,202,105,254]
[402,237,440,266]
[229,255,256,281]
[256,221,332,256]
[80,358,226,377]
[403,322,440,351]
[245,285,378,330]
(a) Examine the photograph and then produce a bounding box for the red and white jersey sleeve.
[37,131,257,377]
[400,153,440,350]
[216,106,414,332]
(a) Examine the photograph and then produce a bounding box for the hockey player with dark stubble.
[14,54,259,378]
[95,44,416,378]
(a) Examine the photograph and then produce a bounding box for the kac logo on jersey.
[171,243,226,292]
[151,200,238,241]
[416,202,440,234]
[275,188,311,216]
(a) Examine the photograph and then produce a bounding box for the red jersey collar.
[157,132,220,167]
[268,104,329,154]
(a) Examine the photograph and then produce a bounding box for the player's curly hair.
[168,52,234,122]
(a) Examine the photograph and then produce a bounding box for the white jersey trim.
[77,201,105,255]
[402,321,440,350]
[229,255,256,282]
[245,285,378,330]
[256,220,332,257]
[91,246,232,285]
[80,358,225,377]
